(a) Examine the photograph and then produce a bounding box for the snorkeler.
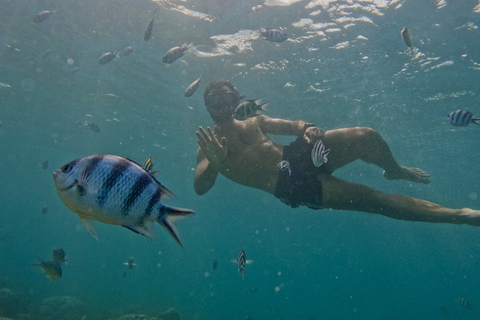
[194,80,480,226]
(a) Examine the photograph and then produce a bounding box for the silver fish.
[401,27,414,51]
[234,99,268,121]
[231,249,253,280]
[260,28,287,43]
[447,109,480,127]
[52,248,67,265]
[311,140,330,167]
[184,74,203,97]
[120,46,135,57]
[98,52,118,65]
[36,259,62,279]
[53,154,194,247]
[34,10,55,23]
[162,43,193,64]
[144,9,157,41]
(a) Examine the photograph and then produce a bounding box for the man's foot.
[383,166,431,184]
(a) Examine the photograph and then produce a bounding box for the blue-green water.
[1,0,480,319]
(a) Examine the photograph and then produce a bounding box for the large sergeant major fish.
[53,154,194,247]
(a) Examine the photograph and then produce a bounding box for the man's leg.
[320,174,479,226]
[322,127,430,184]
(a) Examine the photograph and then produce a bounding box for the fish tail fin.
[472,118,480,125]
[157,205,195,248]
[259,103,269,113]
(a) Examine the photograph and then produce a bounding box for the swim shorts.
[274,137,326,210]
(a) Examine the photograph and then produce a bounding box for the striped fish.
[233,99,268,121]
[455,297,473,310]
[231,249,253,280]
[52,248,67,265]
[447,109,480,126]
[53,154,194,247]
[311,139,330,167]
[260,28,288,43]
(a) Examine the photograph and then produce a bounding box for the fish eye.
[61,164,73,173]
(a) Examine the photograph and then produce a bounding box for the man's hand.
[304,126,325,144]
[196,126,228,167]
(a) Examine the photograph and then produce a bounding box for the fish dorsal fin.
[156,182,176,202]
[81,218,99,240]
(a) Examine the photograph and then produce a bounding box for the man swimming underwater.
[194,80,480,226]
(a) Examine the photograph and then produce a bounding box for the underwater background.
[1,0,480,319]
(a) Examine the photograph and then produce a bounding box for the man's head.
[204,80,243,122]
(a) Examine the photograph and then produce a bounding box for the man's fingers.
[220,137,227,148]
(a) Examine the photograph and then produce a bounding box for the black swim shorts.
[274,137,325,210]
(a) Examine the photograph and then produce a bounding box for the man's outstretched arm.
[194,149,219,195]
[260,116,324,143]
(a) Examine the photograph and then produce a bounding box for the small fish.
[87,122,101,133]
[98,52,118,65]
[36,259,62,279]
[52,249,67,265]
[144,9,158,41]
[311,140,330,167]
[6,41,20,52]
[143,156,160,176]
[52,154,195,247]
[123,256,136,269]
[231,249,253,280]
[455,297,473,310]
[40,205,48,215]
[184,74,203,97]
[212,259,218,271]
[447,110,480,127]
[162,43,193,64]
[33,10,55,23]
[260,28,288,43]
[233,99,268,121]
[120,46,135,57]
[400,27,414,52]
[41,160,49,170]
